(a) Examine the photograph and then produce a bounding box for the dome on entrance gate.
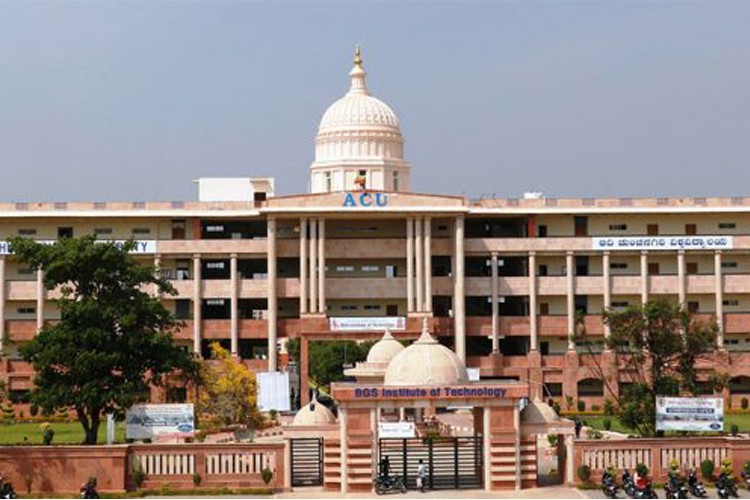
[366,329,405,364]
[292,393,336,426]
[384,319,468,386]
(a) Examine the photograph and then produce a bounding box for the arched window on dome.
[393,171,400,192]
[324,171,332,192]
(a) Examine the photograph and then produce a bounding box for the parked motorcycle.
[663,475,687,499]
[373,474,407,495]
[623,470,636,498]
[80,478,99,499]
[686,470,707,498]
[602,470,619,499]
[0,477,16,499]
[634,478,658,499]
[716,472,739,499]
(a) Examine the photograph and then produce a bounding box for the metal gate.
[378,436,483,490]
[290,438,323,487]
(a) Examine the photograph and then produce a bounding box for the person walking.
[416,459,427,492]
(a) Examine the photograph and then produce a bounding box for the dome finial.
[348,45,369,96]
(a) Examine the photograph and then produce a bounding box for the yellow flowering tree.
[197,343,264,429]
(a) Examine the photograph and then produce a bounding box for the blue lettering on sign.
[342,192,389,208]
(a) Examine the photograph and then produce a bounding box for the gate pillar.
[484,404,521,491]
[341,407,375,493]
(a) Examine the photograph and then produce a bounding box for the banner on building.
[329,316,406,332]
[655,397,723,432]
[0,240,157,255]
[257,371,291,412]
[592,236,733,251]
[378,422,416,439]
[125,404,195,440]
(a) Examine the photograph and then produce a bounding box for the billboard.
[125,404,195,440]
[592,236,733,252]
[257,371,291,412]
[378,422,416,439]
[656,397,723,432]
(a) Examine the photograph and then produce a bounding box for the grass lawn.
[0,421,127,445]
[581,413,750,435]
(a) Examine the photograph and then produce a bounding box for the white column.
[415,217,424,312]
[454,216,466,362]
[491,252,499,353]
[678,250,686,308]
[602,252,611,339]
[424,217,432,313]
[514,403,522,491]
[406,218,414,312]
[565,434,575,485]
[528,252,538,352]
[715,251,724,349]
[640,251,649,306]
[230,253,239,356]
[566,252,575,351]
[309,219,318,314]
[192,254,202,354]
[0,257,5,351]
[36,268,44,332]
[340,407,348,493]
[317,218,326,315]
[300,218,308,314]
[268,218,278,371]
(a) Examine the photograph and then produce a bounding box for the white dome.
[366,329,405,364]
[292,394,336,426]
[319,94,401,133]
[384,320,468,386]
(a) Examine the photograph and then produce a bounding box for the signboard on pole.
[378,422,416,439]
[257,371,291,412]
[655,397,724,432]
[329,317,406,332]
[125,404,195,440]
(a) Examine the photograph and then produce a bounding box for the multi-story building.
[1,50,749,409]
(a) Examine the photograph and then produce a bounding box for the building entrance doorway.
[378,436,483,490]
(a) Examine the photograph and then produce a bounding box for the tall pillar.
[715,251,724,349]
[340,407,349,494]
[528,252,538,352]
[415,218,424,312]
[424,217,432,313]
[483,407,491,492]
[192,254,202,354]
[230,253,239,356]
[514,404,522,491]
[36,268,44,332]
[300,218,308,314]
[677,250,686,308]
[0,257,5,351]
[566,252,575,351]
[309,219,318,314]
[454,216,466,362]
[565,434,575,485]
[300,336,310,406]
[153,254,162,296]
[268,218,278,371]
[640,251,649,306]
[602,252,611,339]
[406,218,414,313]
[317,218,326,315]
[491,252,499,353]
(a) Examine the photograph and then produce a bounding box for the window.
[612,301,630,308]
[17,228,36,236]
[17,307,35,314]
[132,227,151,235]
[94,228,112,235]
[609,224,627,231]
[206,299,225,306]
[610,262,628,269]
[723,300,740,307]
[206,262,226,269]
[341,305,358,311]
[393,171,399,191]
[205,225,224,233]
[538,225,548,237]
[364,305,381,311]
[361,265,380,272]
[722,261,738,269]
[719,223,736,229]
[18,268,34,275]
[324,171,332,192]
[335,265,355,273]
[685,224,697,235]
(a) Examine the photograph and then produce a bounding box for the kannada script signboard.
[592,236,733,251]
[655,397,723,432]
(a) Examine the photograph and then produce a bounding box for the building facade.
[1,51,749,409]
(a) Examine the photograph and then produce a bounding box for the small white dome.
[319,94,401,133]
[384,320,468,386]
[366,329,405,364]
[292,394,336,426]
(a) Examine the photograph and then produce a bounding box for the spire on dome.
[416,318,438,345]
[348,45,369,96]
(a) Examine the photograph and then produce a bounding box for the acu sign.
[342,192,388,208]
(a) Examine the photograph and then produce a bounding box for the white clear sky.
[0,0,749,201]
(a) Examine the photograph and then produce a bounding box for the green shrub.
[603,398,616,416]
[552,402,561,415]
[635,463,649,477]
[547,434,559,447]
[261,467,273,485]
[700,459,715,480]
[132,466,146,489]
[586,428,603,439]
[268,409,278,421]
[603,418,612,431]
[591,404,601,412]
[577,464,591,483]
[742,398,749,410]
[192,472,202,487]
[565,395,575,410]
[731,424,739,436]
[743,461,750,479]
[29,404,39,417]
[577,400,586,412]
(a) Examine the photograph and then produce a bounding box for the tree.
[575,299,717,437]
[286,339,374,390]
[196,342,264,429]
[10,235,197,444]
